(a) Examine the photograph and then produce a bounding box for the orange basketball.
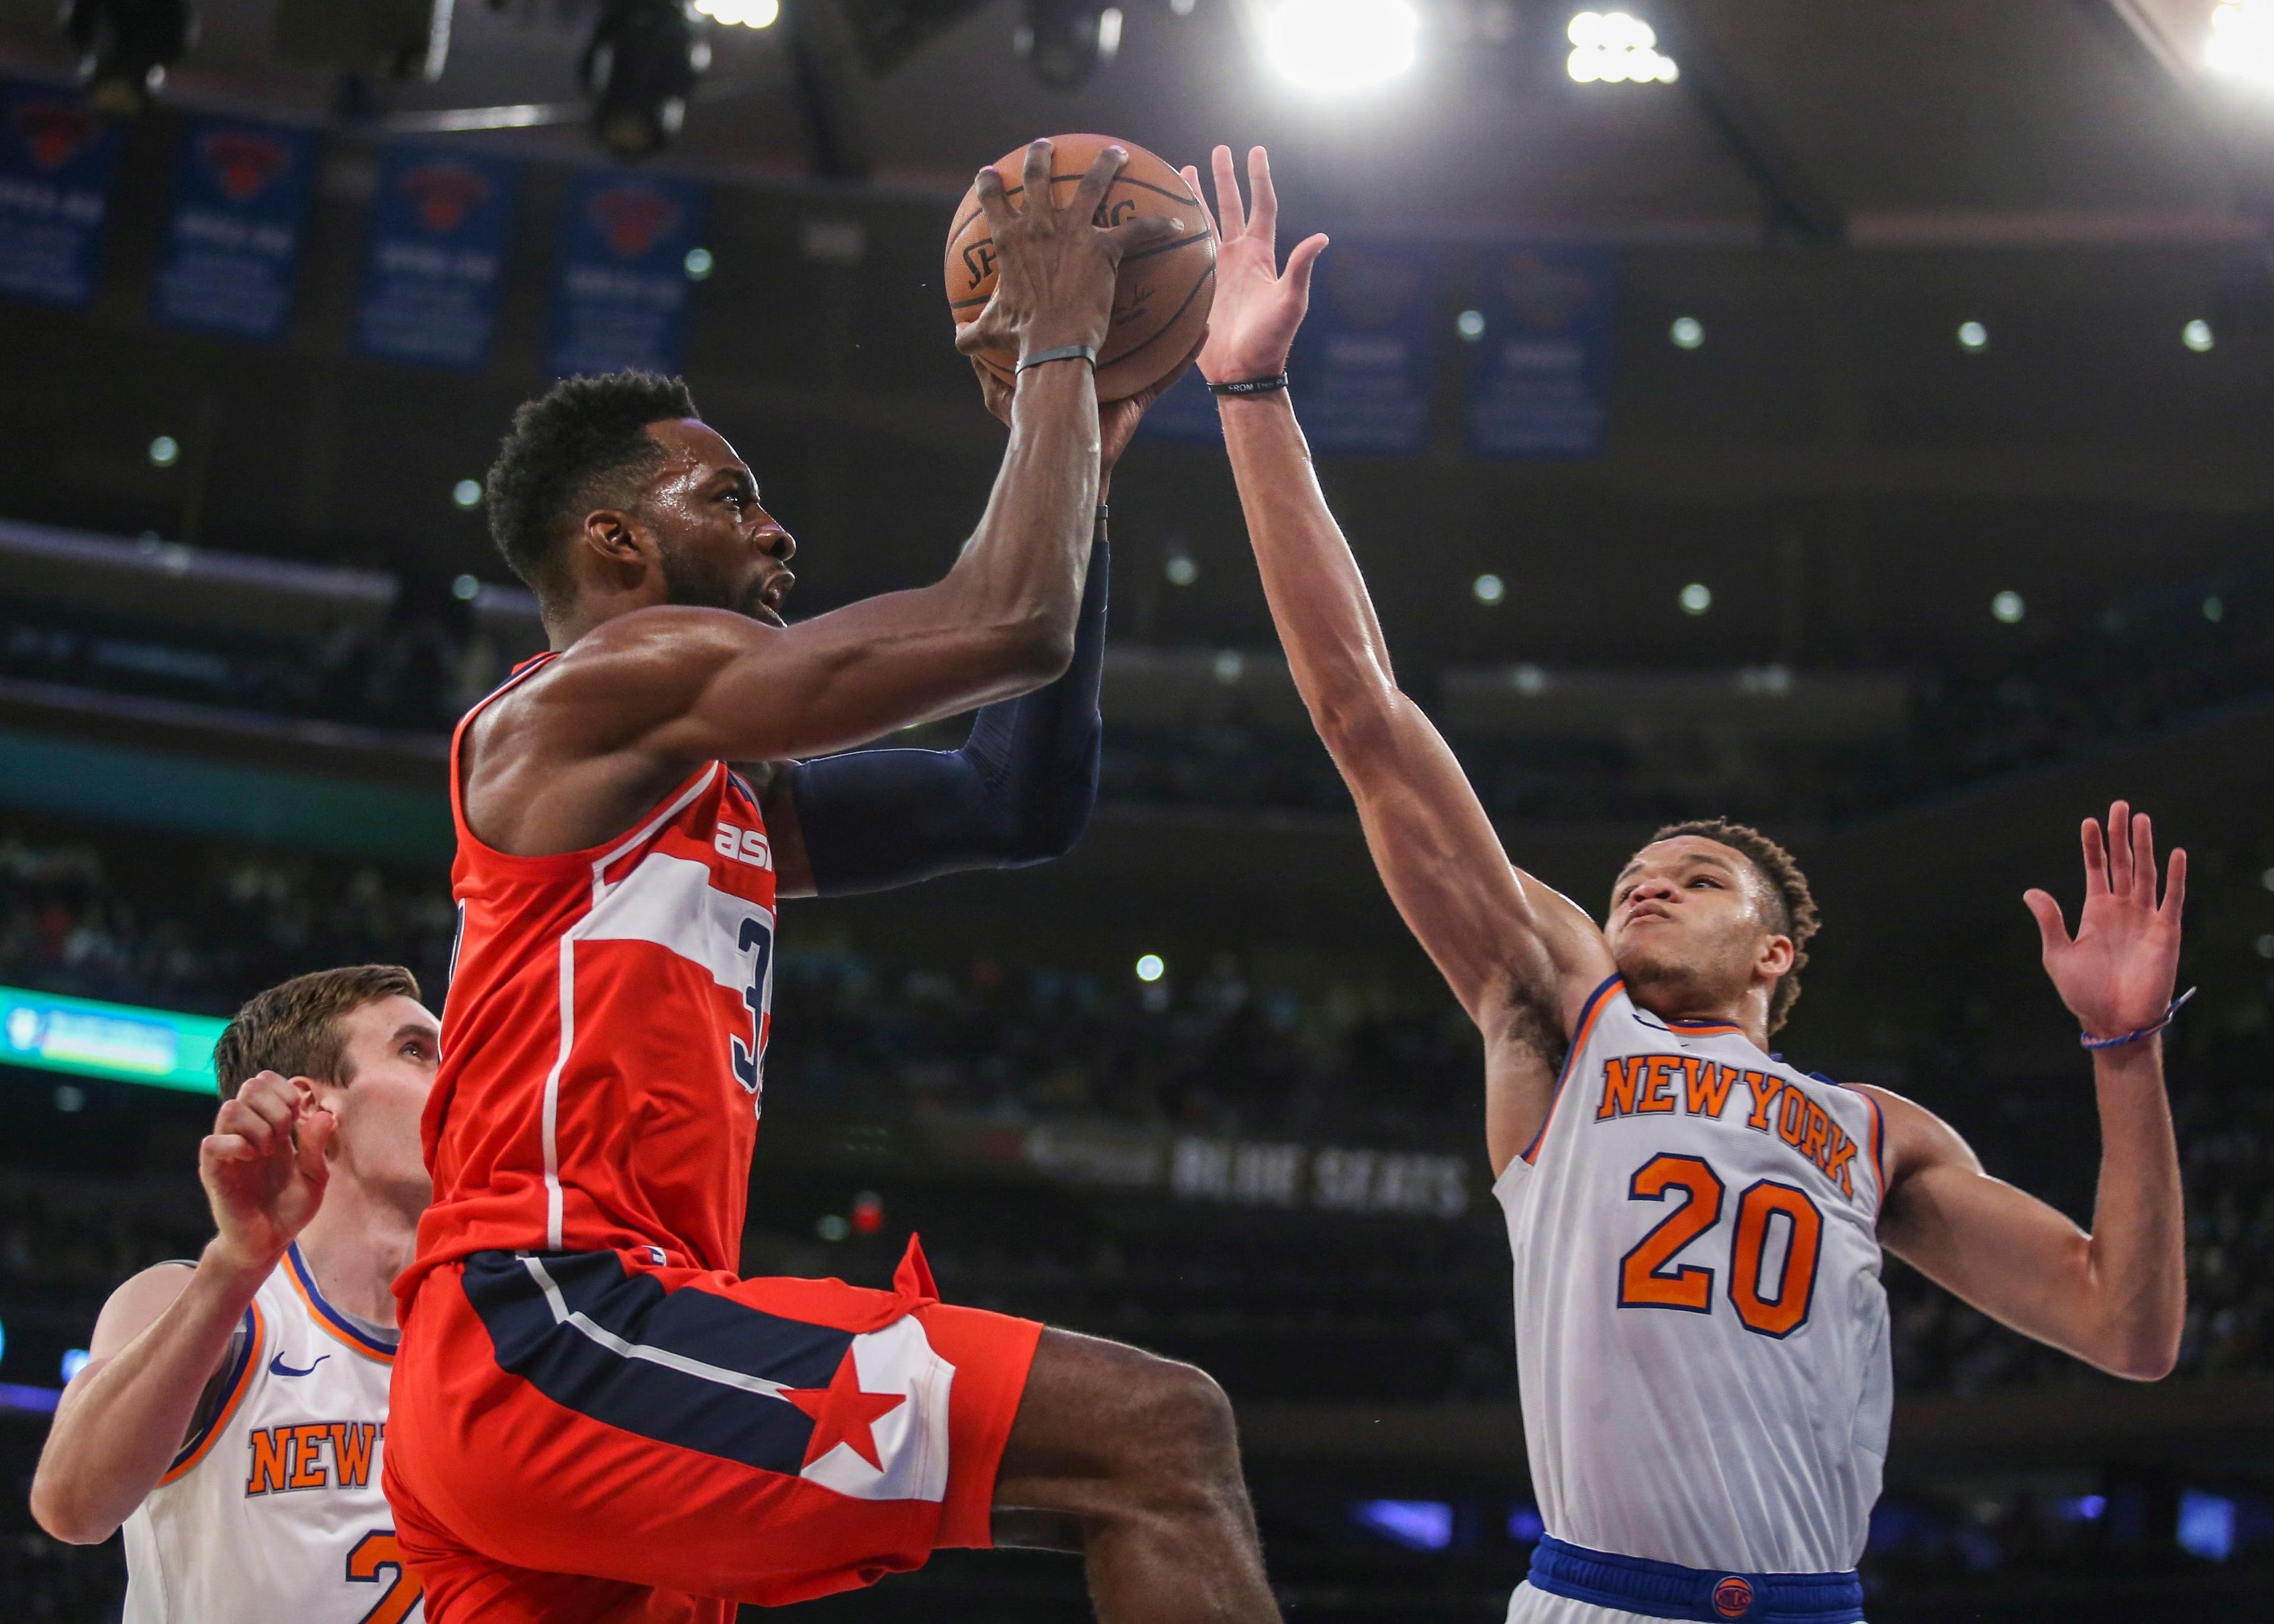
[945,134,1215,404]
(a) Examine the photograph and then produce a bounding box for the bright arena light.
[694,0,779,28]
[1136,953,1166,982]
[2183,318,2214,352]
[2207,1,2274,86]
[1678,582,1711,616]
[1567,11,1677,83]
[1261,0,1419,93]
[1957,320,1988,350]
[1992,590,2025,624]
[1473,573,1505,604]
[1669,316,1703,349]
[452,479,483,509]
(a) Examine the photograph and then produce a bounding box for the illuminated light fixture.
[1678,582,1711,615]
[451,573,481,600]
[683,245,715,278]
[1567,11,1676,83]
[147,434,179,467]
[1165,553,1198,586]
[1017,0,1124,89]
[1992,590,2024,623]
[1261,0,1419,93]
[2183,318,2214,351]
[1473,572,1505,604]
[1135,953,1166,982]
[1957,320,1987,350]
[582,0,711,159]
[63,0,195,116]
[2204,595,2225,622]
[1456,308,1486,340]
[2207,0,2274,86]
[692,0,777,26]
[452,480,483,510]
[1670,315,1703,349]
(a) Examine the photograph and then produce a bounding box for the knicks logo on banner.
[589,186,682,258]
[201,131,293,202]
[399,162,490,234]
[12,101,96,171]
[782,1316,952,1503]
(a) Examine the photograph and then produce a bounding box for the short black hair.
[484,371,698,605]
[1647,818,1820,1033]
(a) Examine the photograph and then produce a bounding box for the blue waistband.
[1526,1536,1864,1623]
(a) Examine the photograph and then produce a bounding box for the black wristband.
[1094,504,1109,526]
[1207,372,1289,397]
[1016,343,1099,374]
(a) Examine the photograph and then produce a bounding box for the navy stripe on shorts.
[460,1249,852,1478]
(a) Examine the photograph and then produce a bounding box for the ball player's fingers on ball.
[1069,143,1128,223]
[2022,888,2070,957]
[969,356,1014,424]
[954,312,1008,358]
[1020,139,1057,220]
[1102,212,1183,259]
[1210,145,1244,239]
[974,163,1014,234]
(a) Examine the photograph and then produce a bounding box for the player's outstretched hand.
[2024,800,2186,1043]
[1180,146,1328,387]
[956,139,1184,368]
[199,1070,335,1273]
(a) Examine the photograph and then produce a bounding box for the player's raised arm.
[1190,146,1613,1168]
[31,1073,333,1542]
[1859,802,2188,1380]
[492,144,1182,811]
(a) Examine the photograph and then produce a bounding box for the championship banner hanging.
[0,79,124,308]
[546,169,707,377]
[153,113,320,340]
[1287,241,1442,457]
[1464,245,1618,461]
[355,143,519,369]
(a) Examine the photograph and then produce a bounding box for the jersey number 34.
[1617,1152,1824,1338]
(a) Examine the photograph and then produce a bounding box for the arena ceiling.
[2,0,2271,240]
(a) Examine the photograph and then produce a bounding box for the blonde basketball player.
[1189,143,2189,1624]
[31,965,436,1623]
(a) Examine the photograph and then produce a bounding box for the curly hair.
[1647,818,1820,1033]
[484,371,698,607]
[211,964,422,1096]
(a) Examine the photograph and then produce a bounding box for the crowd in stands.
[8,553,2270,827]
[4,826,2272,1410]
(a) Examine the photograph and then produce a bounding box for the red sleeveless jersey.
[400,654,778,1310]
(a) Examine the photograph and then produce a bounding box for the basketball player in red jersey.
[384,143,1281,1622]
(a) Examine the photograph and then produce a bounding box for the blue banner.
[1465,246,1618,461]
[0,80,123,308]
[355,144,518,369]
[547,170,706,377]
[153,114,319,340]
[1287,243,1441,457]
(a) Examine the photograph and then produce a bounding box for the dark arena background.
[3,1,2274,1620]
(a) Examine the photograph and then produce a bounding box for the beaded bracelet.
[2080,986,2196,1050]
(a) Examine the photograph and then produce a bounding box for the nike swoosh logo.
[268,1352,329,1378]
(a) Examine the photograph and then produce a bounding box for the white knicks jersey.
[1497,975,1893,1575]
[122,1244,423,1624]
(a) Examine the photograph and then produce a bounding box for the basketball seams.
[1094,263,1215,371]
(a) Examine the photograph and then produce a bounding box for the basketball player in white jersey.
[1187,145,2189,1624]
[31,964,436,1623]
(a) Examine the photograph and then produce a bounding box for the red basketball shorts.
[383,1236,1041,1622]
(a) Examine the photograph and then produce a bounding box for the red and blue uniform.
[386,654,1040,1623]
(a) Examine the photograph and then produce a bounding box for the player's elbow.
[1309,678,1407,761]
[2103,1326,2182,1382]
[988,610,1077,689]
[29,1473,120,1546]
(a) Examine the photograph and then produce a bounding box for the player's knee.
[1120,1356,1240,1485]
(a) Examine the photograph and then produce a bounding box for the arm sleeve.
[786,529,1107,896]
